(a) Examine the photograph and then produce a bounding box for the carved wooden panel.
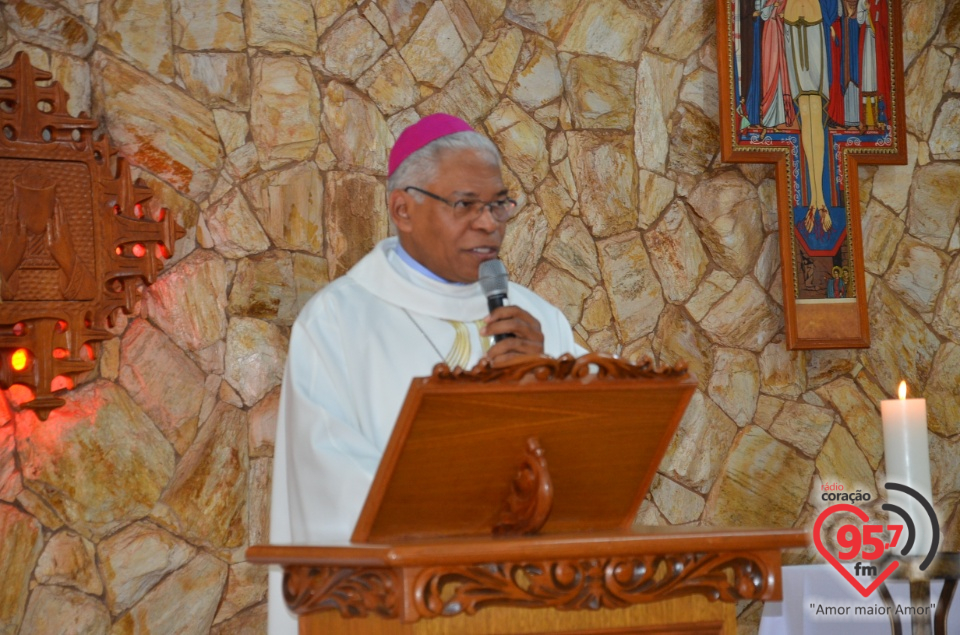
[280,550,779,623]
[411,553,776,618]
[0,52,183,419]
[283,566,402,618]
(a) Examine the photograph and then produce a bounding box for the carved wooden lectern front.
[249,354,808,634]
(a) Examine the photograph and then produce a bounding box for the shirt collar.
[394,241,467,286]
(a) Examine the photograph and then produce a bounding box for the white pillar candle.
[880,381,933,557]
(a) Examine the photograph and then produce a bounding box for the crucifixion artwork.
[717,0,906,349]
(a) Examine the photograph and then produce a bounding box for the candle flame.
[898,381,907,400]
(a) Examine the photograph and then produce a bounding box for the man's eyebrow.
[449,189,510,198]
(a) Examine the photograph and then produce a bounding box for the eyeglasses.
[404,186,518,222]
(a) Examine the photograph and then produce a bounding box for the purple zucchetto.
[387,113,475,176]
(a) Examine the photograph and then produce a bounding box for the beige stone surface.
[885,236,950,320]
[160,402,248,550]
[930,97,960,160]
[658,391,737,494]
[816,378,884,470]
[534,175,574,229]
[213,561,268,624]
[504,0,579,40]
[245,0,315,54]
[211,604,267,634]
[418,58,500,126]
[816,425,877,498]
[0,425,20,502]
[35,534,98,595]
[650,475,703,524]
[926,342,960,437]
[644,200,707,302]
[249,387,279,459]
[19,585,109,635]
[861,198,905,275]
[567,131,637,237]
[205,188,271,259]
[293,253,331,313]
[679,67,719,121]
[543,216,601,287]
[485,100,549,192]
[142,249,229,353]
[934,256,960,343]
[647,0,712,61]
[668,103,719,176]
[2,0,96,57]
[507,35,562,111]
[228,251,296,325]
[705,427,814,527]
[530,262,591,326]
[93,53,222,197]
[905,48,951,141]
[314,9,387,80]
[688,171,764,277]
[862,281,941,392]
[636,169,675,230]
[172,0,245,51]
[597,231,664,343]
[0,504,43,634]
[120,320,205,455]
[562,55,635,130]
[15,382,174,540]
[907,162,960,250]
[758,337,806,400]
[500,204,548,286]
[653,304,712,391]
[902,0,945,68]
[400,0,467,87]
[98,521,196,615]
[248,163,324,255]
[685,270,736,322]
[560,0,650,62]
[111,552,227,635]
[475,22,523,90]
[708,348,759,427]
[176,52,250,111]
[99,0,174,82]
[250,56,321,169]
[769,401,836,458]
[247,457,272,547]
[357,49,420,116]
[324,172,388,278]
[224,318,287,407]
[701,278,781,352]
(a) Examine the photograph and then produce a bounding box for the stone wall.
[1,0,958,633]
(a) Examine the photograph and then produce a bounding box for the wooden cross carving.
[717,0,907,349]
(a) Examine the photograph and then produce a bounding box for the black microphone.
[478,259,514,342]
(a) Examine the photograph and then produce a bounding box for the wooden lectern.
[248,354,808,634]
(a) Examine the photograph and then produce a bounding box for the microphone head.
[478,259,509,298]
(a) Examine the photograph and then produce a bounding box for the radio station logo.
[813,481,940,597]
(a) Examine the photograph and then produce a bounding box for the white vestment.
[268,237,585,633]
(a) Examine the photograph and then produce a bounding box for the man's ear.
[388,189,413,232]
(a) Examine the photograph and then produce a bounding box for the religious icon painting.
[716,0,907,349]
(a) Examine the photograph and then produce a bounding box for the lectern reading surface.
[353,354,696,543]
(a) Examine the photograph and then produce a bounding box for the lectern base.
[300,596,735,635]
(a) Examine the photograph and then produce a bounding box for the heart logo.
[813,503,899,597]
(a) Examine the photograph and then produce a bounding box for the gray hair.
[386,131,502,198]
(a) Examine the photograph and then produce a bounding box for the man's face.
[394,148,508,283]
